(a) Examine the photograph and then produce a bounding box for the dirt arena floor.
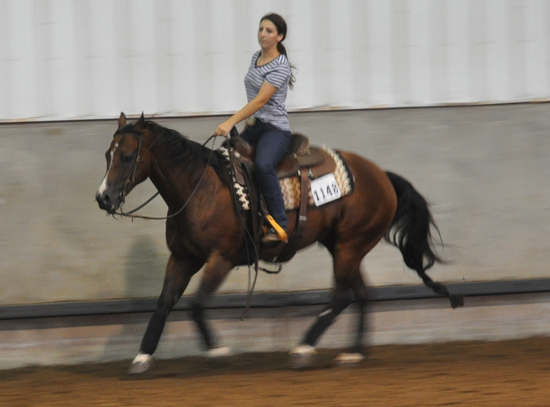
[1,337,550,406]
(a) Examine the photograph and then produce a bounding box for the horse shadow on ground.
[46,348,354,381]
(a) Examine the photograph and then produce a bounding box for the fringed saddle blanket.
[219,146,355,211]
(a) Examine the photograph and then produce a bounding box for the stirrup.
[262,215,288,245]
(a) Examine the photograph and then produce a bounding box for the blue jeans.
[238,120,291,230]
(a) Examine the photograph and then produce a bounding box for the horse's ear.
[134,112,145,132]
[118,112,127,128]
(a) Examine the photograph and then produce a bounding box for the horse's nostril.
[96,192,112,210]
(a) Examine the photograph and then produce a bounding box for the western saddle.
[225,131,332,263]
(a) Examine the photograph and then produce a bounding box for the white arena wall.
[0,0,549,122]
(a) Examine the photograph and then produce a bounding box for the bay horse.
[95,113,463,374]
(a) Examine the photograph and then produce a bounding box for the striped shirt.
[245,50,291,131]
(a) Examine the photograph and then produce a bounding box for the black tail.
[385,171,464,309]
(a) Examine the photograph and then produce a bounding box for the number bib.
[310,173,342,206]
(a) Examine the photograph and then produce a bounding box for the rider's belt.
[246,116,257,126]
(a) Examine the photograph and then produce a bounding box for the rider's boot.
[261,215,288,245]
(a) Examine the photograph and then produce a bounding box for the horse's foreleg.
[190,254,233,356]
[129,254,202,374]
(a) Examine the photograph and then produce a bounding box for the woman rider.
[214,13,295,245]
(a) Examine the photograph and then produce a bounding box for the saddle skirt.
[280,147,354,210]
[218,136,355,211]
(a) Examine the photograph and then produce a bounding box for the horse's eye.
[122,153,134,163]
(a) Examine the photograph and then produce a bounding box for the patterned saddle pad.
[218,146,355,211]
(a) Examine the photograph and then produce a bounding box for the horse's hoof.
[290,345,317,370]
[128,353,153,374]
[206,346,232,358]
[334,352,364,367]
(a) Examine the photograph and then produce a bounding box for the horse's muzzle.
[96,191,120,214]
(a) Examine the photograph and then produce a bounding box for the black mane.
[147,121,206,163]
[144,121,229,182]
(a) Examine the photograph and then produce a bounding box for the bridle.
[120,129,145,205]
[112,131,219,220]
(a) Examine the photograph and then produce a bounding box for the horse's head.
[95,112,155,213]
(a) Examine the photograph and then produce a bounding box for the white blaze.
[97,143,118,194]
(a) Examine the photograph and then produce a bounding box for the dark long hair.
[261,13,296,89]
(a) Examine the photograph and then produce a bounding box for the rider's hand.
[214,120,233,137]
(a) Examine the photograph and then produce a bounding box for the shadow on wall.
[125,235,166,298]
[99,236,166,362]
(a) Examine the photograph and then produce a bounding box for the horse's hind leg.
[129,254,203,374]
[352,272,369,353]
[291,252,359,368]
[190,253,234,357]
[334,270,369,365]
[291,244,371,368]
[291,284,354,368]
